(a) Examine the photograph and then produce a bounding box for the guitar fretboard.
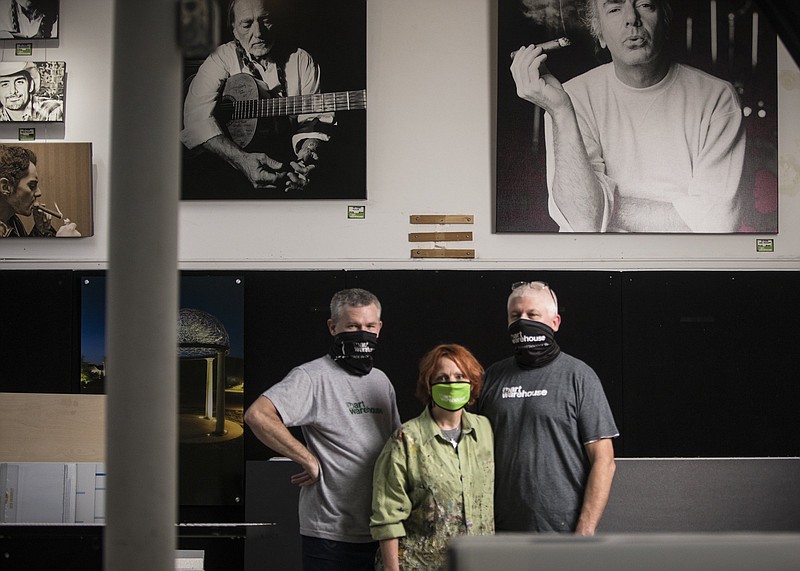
[232,90,367,119]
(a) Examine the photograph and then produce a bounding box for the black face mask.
[509,319,560,369]
[329,330,378,376]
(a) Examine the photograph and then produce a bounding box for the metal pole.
[105,0,182,569]
[215,349,227,436]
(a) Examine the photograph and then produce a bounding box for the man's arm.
[674,89,746,232]
[608,197,691,232]
[575,438,616,536]
[510,44,606,231]
[243,395,320,486]
[181,45,290,189]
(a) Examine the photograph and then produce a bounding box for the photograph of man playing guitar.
[181,0,366,199]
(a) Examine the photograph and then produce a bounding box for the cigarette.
[34,204,63,219]
[510,37,571,59]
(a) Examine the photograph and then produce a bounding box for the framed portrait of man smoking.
[180,0,367,200]
[496,0,778,234]
[0,142,93,238]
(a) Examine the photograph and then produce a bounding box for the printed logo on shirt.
[347,400,384,415]
[501,386,548,399]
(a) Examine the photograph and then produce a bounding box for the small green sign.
[756,239,774,253]
[15,43,33,56]
[348,206,365,219]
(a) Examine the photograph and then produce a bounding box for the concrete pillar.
[105,0,182,569]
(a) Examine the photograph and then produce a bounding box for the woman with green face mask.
[370,344,495,571]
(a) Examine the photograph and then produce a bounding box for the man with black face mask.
[476,281,618,536]
[244,288,400,570]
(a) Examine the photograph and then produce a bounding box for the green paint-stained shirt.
[370,407,494,571]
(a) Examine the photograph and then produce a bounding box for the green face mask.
[431,382,471,411]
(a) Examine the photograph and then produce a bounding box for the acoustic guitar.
[216,73,367,152]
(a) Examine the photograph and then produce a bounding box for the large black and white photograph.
[0,0,59,39]
[496,0,778,233]
[0,61,64,122]
[181,0,366,200]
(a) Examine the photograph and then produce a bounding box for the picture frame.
[0,61,65,123]
[495,0,778,234]
[0,142,92,238]
[0,0,59,39]
[180,0,367,200]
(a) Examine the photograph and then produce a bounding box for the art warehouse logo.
[502,386,548,399]
[347,400,383,415]
[511,332,547,343]
[510,331,546,345]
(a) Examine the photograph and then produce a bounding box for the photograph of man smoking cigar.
[0,144,81,237]
[497,0,777,234]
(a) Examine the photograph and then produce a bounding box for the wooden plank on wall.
[408,231,473,242]
[0,393,105,462]
[411,249,475,258]
[409,215,474,224]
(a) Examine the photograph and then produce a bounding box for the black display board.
[620,271,800,457]
[2,268,798,460]
[344,270,622,429]
[0,270,76,393]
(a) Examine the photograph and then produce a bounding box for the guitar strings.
[232,91,367,119]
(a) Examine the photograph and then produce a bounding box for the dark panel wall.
[2,269,798,460]
[621,271,800,457]
[344,270,622,431]
[243,270,344,460]
[0,270,77,393]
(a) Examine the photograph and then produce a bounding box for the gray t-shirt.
[476,353,618,532]
[264,355,401,542]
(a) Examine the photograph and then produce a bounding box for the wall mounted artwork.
[0,0,59,39]
[80,274,245,505]
[495,0,778,233]
[0,142,92,238]
[0,61,65,122]
[181,0,366,200]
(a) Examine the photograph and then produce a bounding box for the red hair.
[415,344,484,407]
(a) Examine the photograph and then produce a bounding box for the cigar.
[510,37,571,59]
[34,204,63,219]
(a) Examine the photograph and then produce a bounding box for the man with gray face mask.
[476,281,618,535]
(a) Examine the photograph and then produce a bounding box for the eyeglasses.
[511,281,557,305]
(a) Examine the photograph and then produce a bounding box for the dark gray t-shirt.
[476,353,618,532]
[264,355,401,542]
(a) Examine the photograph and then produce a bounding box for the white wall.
[1,0,112,267]
[3,0,799,270]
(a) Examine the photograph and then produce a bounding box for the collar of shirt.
[417,405,481,447]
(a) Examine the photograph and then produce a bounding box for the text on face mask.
[510,332,546,344]
[502,386,548,398]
